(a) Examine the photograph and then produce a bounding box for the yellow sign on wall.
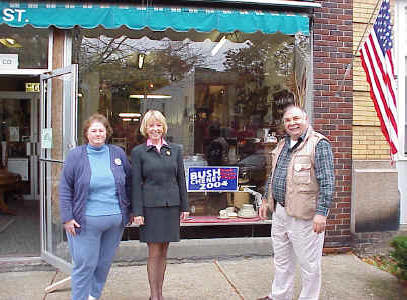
[25,82,40,92]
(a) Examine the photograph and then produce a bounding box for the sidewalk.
[0,253,402,300]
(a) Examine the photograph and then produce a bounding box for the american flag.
[360,0,398,155]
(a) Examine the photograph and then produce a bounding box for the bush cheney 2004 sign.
[187,166,238,192]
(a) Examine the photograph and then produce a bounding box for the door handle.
[26,142,31,156]
[26,142,39,156]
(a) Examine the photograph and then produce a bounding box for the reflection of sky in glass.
[81,36,250,71]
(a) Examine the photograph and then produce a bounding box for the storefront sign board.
[0,54,18,69]
[187,166,238,192]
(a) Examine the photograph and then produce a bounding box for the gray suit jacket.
[131,142,189,216]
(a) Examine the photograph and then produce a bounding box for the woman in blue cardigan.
[59,113,132,300]
[132,110,189,300]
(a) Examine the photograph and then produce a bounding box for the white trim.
[397,160,407,225]
[48,29,53,71]
[395,0,407,225]
[0,69,49,75]
[186,0,321,8]
[64,31,72,68]
[395,1,406,158]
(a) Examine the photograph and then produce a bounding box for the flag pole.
[335,0,383,96]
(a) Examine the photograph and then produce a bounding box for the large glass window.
[0,25,49,69]
[72,26,310,219]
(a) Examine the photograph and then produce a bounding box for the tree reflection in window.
[72,28,311,212]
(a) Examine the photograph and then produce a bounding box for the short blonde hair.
[140,110,168,138]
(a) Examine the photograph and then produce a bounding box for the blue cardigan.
[59,144,132,233]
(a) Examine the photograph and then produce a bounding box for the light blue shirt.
[85,144,121,216]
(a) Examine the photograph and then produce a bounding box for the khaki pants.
[270,203,325,300]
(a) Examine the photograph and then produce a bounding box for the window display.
[0,25,49,69]
[72,26,311,221]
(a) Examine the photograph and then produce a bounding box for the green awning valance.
[0,3,310,35]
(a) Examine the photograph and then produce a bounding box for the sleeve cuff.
[316,207,329,217]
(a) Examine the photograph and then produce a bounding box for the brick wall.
[314,0,353,252]
[353,0,391,159]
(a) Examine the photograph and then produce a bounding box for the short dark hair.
[83,113,113,143]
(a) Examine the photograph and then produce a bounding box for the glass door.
[40,65,78,272]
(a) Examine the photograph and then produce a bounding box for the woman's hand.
[133,216,144,225]
[64,219,80,236]
[180,211,190,222]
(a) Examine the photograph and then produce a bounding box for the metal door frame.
[39,64,78,272]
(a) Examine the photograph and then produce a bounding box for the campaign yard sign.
[187,166,238,192]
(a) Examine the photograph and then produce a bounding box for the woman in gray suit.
[131,110,189,300]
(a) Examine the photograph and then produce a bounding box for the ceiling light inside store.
[119,112,141,118]
[0,38,22,48]
[122,118,139,122]
[129,94,172,99]
[211,36,226,56]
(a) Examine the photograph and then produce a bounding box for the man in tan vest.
[257,105,335,300]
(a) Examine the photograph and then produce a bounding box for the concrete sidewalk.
[0,253,402,300]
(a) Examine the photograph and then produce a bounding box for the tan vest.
[267,127,327,220]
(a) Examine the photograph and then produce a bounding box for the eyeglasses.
[283,116,303,124]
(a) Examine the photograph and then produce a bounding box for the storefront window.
[72,26,310,219]
[0,25,49,69]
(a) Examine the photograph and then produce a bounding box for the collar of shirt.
[284,127,308,151]
[146,138,168,152]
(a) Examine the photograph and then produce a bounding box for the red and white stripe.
[360,29,398,155]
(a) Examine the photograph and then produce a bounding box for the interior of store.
[0,75,40,257]
[72,26,310,221]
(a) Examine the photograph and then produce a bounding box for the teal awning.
[0,3,310,35]
[183,1,320,8]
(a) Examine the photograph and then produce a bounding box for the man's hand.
[258,200,269,219]
[313,214,327,234]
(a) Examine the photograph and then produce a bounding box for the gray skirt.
[139,206,181,243]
